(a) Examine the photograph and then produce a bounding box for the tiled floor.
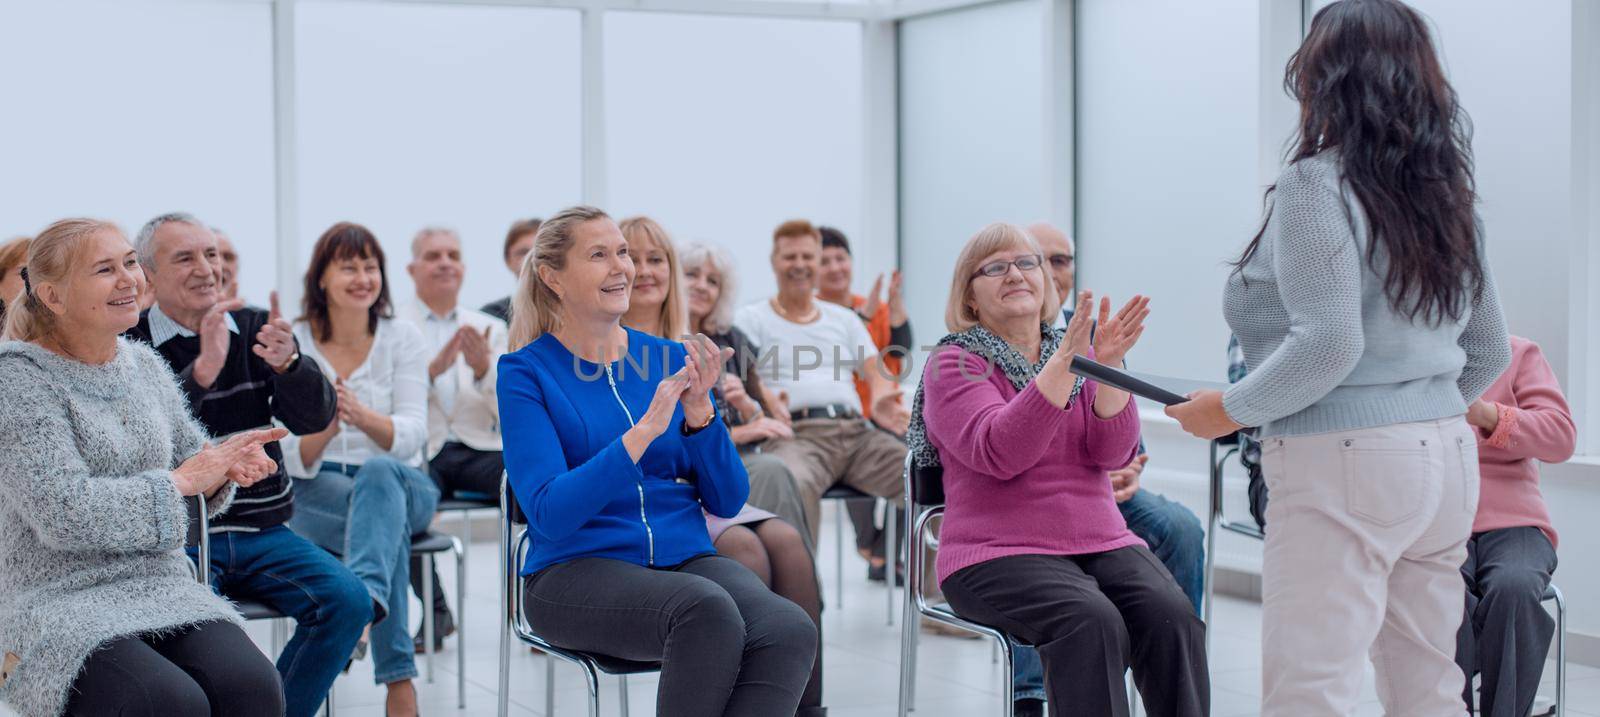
[8,506,1596,716]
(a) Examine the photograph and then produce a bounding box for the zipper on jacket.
[604,362,655,566]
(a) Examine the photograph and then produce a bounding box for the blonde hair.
[2,219,122,342]
[944,222,1062,332]
[618,216,688,340]
[680,241,738,334]
[508,205,612,351]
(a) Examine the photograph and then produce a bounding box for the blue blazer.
[498,328,748,576]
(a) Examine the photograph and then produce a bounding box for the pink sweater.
[922,346,1145,585]
[1473,336,1576,547]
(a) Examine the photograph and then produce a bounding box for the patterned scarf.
[906,322,1082,469]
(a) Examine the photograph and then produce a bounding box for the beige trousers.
[1260,416,1478,717]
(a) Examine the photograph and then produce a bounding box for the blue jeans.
[289,456,439,684]
[189,525,371,717]
[1011,489,1206,701]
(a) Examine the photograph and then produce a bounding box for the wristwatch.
[274,351,300,373]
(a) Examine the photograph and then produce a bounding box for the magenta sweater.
[921,346,1145,585]
[1473,336,1576,547]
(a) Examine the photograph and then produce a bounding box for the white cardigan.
[281,318,430,475]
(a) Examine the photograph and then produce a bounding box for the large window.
[0,0,277,302]
[603,11,865,307]
[295,1,583,312]
[1074,0,1265,383]
[898,0,1047,353]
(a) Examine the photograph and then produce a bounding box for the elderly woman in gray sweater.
[0,219,288,717]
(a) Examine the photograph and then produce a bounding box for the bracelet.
[682,409,716,436]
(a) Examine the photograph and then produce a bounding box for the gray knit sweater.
[1223,153,1512,437]
[0,339,241,717]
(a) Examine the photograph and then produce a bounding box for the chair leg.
[1555,588,1567,717]
[498,521,512,717]
[897,509,917,717]
[455,541,467,709]
[619,674,630,717]
[424,553,436,684]
[325,683,335,716]
[885,499,896,627]
[1000,636,1015,717]
[1128,670,1140,716]
[582,661,601,717]
[546,653,556,717]
[834,499,844,608]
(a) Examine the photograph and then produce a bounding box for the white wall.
[603,11,866,310]
[898,0,1047,361]
[1074,0,1267,384]
[294,1,584,316]
[0,0,278,304]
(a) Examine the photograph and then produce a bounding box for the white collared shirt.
[397,300,507,457]
[147,303,239,347]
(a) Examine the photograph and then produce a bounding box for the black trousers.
[1456,526,1558,717]
[64,620,283,717]
[941,547,1209,717]
[410,442,505,618]
[523,555,817,717]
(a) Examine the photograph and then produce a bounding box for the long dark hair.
[301,222,393,341]
[1238,0,1482,324]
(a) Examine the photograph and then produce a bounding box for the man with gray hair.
[213,227,240,300]
[399,225,508,652]
[125,212,369,717]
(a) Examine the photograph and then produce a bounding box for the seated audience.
[0,218,286,717]
[499,206,817,716]
[681,240,813,540]
[213,227,241,301]
[400,226,509,652]
[734,220,908,550]
[482,217,542,323]
[816,226,911,582]
[281,222,437,717]
[125,212,370,717]
[0,235,30,324]
[1455,335,1575,717]
[621,218,825,716]
[908,223,1206,716]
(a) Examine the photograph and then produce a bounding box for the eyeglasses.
[1047,254,1074,270]
[971,254,1043,279]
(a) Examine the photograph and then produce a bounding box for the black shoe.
[867,562,906,586]
[1014,698,1045,717]
[412,610,457,653]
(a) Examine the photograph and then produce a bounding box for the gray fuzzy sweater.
[0,339,241,717]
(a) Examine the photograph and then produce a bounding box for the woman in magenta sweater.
[1456,335,1575,717]
[906,223,1207,717]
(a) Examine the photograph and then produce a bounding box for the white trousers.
[1260,416,1478,717]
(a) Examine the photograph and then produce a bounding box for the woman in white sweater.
[283,222,437,717]
[0,219,285,717]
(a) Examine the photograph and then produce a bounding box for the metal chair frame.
[821,483,898,626]
[497,476,660,717]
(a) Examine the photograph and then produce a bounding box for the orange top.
[850,294,902,418]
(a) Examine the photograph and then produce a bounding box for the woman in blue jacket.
[497,205,818,717]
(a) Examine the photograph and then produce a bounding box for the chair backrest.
[1216,430,1242,448]
[904,452,946,507]
[501,471,527,526]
